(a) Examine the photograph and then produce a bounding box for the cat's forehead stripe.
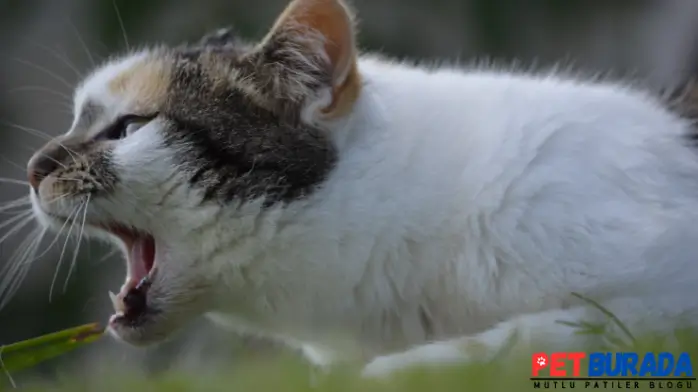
[107,55,172,112]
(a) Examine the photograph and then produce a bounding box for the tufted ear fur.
[192,27,252,56]
[199,27,241,47]
[239,0,361,123]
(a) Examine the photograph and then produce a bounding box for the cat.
[23,0,698,378]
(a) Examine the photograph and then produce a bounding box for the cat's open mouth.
[105,225,158,328]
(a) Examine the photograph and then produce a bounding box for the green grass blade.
[570,292,637,343]
[0,323,104,374]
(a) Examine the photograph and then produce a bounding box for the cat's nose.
[27,153,57,192]
[27,142,68,192]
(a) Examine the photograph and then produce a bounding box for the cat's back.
[329,58,698,291]
[306,59,698,329]
[348,58,698,211]
[358,57,685,144]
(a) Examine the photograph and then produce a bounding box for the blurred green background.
[1,0,698,386]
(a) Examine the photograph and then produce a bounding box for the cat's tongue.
[105,226,156,312]
[129,235,155,285]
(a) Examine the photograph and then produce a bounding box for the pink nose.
[27,142,66,192]
[27,166,42,191]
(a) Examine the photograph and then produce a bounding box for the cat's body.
[20,0,698,378]
[209,57,698,372]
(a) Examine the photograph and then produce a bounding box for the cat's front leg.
[298,344,334,386]
[361,299,650,379]
[360,328,518,379]
[361,340,476,378]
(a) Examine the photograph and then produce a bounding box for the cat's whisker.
[0,121,54,142]
[0,178,31,187]
[0,154,31,174]
[83,159,96,183]
[63,194,91,293]
[0,214,39,308]
[0,210,35,233]
[0,198,32,214]
[7,85,73,104]
[0,208,31,217]
[44,193,77,206]
[0,226,46,310]
[7,227,43,270]
[67,18,97,68]
[0,169,83,190]
[21,147,69,170]
[9,57,74,91]
[95,248,120,265]
[32,99,74,114]
[57,147,81,169]
[6,87,74,114]
[0,345,17,388]
[48,203,83,303]
[0,217,35,256]
[20,206,76,271]
[0,208,33,217]
[20,38,84,80]
[39,177,84,183]
[112,0,131,52]
[0,122,81,165]
[0,159,79,185]
[16,227,47,294]
[0,196,32,213]
[52,178,83,183]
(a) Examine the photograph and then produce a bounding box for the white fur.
[212,58,698,375]
[32,51,698,377]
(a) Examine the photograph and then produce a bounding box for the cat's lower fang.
[109,290,126,313]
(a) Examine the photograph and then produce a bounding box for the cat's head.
[26,0,361,346]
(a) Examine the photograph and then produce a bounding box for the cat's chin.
[105,259,191,347]
[105,271,209,347]
[101,226,213,346]
[106,305,185,346]
[101,225,165,345]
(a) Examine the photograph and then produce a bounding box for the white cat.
[22,0,698,378]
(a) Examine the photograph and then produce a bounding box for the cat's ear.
[199,27,240,47]
[194,27,252,56]
[241,0,361,122]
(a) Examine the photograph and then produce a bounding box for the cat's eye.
[99,114,158,141]
[124,117,148,136]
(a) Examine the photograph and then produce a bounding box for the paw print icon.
[537,356,546,367]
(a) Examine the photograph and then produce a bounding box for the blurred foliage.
[92,0,168,50]
[11,330,698,391]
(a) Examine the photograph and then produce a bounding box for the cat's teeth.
[136,275,151,290]
[109,291,125,313]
